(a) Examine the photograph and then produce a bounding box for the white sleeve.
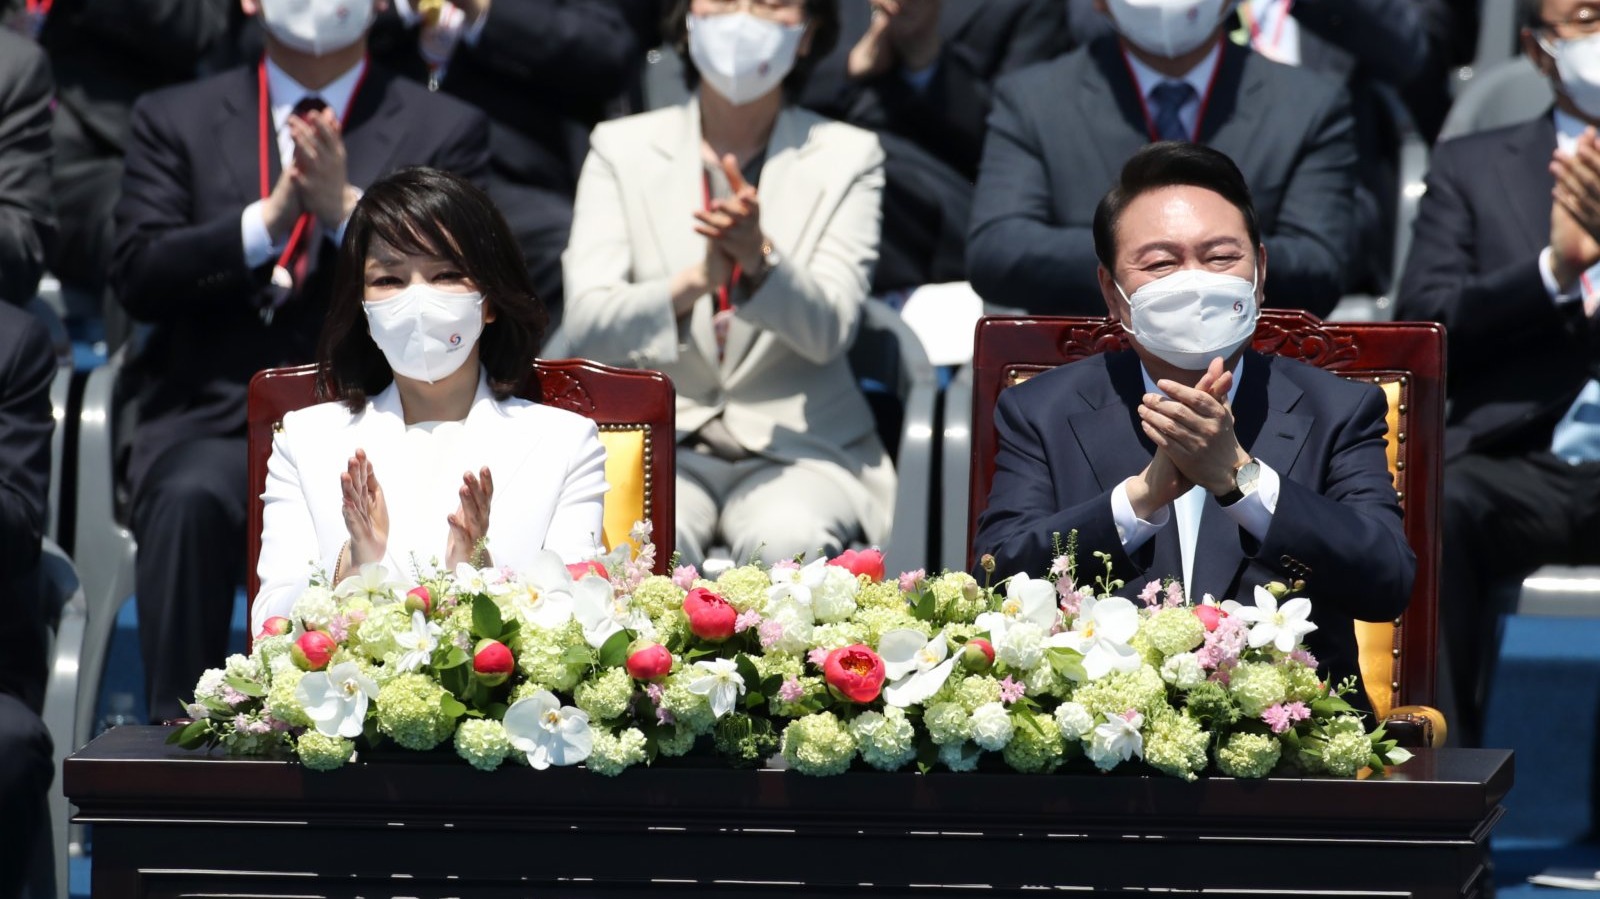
[541,419,609,563]
[1111,480,1169,553]
[240,200,280,270]
[252,424,332,635]
[1219,460,1281,542]
[1539,245,1588,305]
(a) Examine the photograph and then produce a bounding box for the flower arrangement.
[173,525,1412,779]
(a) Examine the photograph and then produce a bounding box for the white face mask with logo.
[363,284,485,384]
[687,13,806,106]
[1118,267,1260,371]
[1105,0,1228,59]
[1542,33,1600,120]
[259,0,374,57]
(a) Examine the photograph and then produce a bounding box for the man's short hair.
[1091,141,1263,271]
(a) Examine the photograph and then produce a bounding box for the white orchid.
[1086,711,1144,771]
[503,691,593,769]
[571,572,652,649]
[296,661,378,738]
[879,628,957,707]
[334,562,404,604]
[503,551,578,629]
[1053,595,1142,681]
[1232,585,1318,653]
[686,657,746,719]
[996,571,1062,630]
[393,609,441,672]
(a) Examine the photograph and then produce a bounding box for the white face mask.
[1105,0,1228,59]
[363,284,485,384]
[259,0,374,57]
[687,13,806,106]
[1543,33,1600,120]
[1117,267,1260,371]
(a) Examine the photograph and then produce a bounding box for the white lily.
[571,573,652,648]
[296,661,378,738]
[685,657,746,719]
[879,628,957,707]
[334,562,404,604]
[393,609,441,672]
[1232,585,1318,653]
[503,691,593,769]
[1053,595,1142,680]
[1086,711,1144,771]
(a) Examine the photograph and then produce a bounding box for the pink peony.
[625,643,673,682]
[405,585,432,615]
[290,630,336,671]
[256,616,292,639]
[567,560,609,581]
[828,548,886,582]
[472,639,515,686]
[682,587,738,642]
[823,645,887,703]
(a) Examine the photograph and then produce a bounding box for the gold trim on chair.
[1352,373,1409,722]
[597,424,652,555]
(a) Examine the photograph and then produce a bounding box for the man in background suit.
[797,0,1068,293]
[0,25,54,308]
[968,0,1356,316]
[1395,0,1600,747]
[975,142,1414,698]
[113,0,489,721]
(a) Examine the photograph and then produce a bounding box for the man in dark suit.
[0,25,54,308]
[797,0,1068,292]
[1395,0,1600,746]
[112,0,489,721]
[0,302,57,899]
[968,0,1356,317]
[974,142,1414,696]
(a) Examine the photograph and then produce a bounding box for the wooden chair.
[965,311,1447,745]
[245,360,676,613]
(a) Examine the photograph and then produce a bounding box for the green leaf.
[225,675,266,698]
[174,718,212,750]
[472,595,504,641]
[1047,647,1087,683]
[598,630,632,668]
[440,693,468,720]
[436,646,469,670]
[1310,695,1355,718]
[563,644,594,665]
[912,587,937,621]
[734,653,762,688]
[499,621,521,642]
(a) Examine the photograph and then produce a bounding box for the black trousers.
[0,693,51,899]
[131,434,247,722]
[1441,450,1600,746]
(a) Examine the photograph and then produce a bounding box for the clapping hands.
[445,467,494,569]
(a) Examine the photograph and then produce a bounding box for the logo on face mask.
[449,333,463,348]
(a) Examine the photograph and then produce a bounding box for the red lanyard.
[1245,0,1294,55]
[700,171,741,314]
[1119,44,1223,144]
[256,56,369,274]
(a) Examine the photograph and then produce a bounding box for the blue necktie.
[1149,81,1197,142]
[1551,378,1600,463]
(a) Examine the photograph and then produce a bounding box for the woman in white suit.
[253,168,608,634]
[563,0,892,567]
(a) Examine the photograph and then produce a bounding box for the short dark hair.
[1091,141,1262,271]
[318,167,547,413]
[663,0,840,95]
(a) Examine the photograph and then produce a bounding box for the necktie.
[1149,81,1197,143]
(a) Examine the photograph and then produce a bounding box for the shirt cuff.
[241,200,281,269]
[1539,245,1586,305]
[1111,480,1169,553]
[331,187,363,247]
[900,58,940,92]
[1219,460,1280,543]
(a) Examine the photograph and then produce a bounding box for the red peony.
[823,644,887,703]
[472,639,515,686]
[291,630,336,671]
[827,548,886,582]
[1193,604,1225,632]
[682,587,738,642]
[567,560,609,580]
[256,616,291,640]
[405,585,432,615]
[625,643,674,681]
[961,638,996,672]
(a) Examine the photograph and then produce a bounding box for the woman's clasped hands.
[339,449,496,574]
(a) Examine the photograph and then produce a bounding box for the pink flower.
[828,548,885,582]
[1049,553,1074,587]
[291,630,337,671]
[1261,701,1312,734]
[222,686,249,706]
[1193,603,1225,632]
[777,677,805,703]
[567,560,609,581]
[256,616,292,639]
[472,639,515,686]
[405,585,432,615]
[998,676,1026,704]
[672,564,699,590]
[824,645,887,703]
[682,587,738,641]
[1196,615,1248,670]
[1163,581,1186,608]
[1289,648,1320,670]
[1120,709,1141,724]
[898,569,927,593]
[734,609,763,634]
[1138,581,1163,607]
[327,615,350,643]
[625,643,673,682]
[758,619,785,650]
[771,558,801,573]
[645,683,665,704]
[807,647,830,668]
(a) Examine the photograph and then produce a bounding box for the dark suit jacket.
[111,62,490,490]
[973,349,1415,692]
[967,37,1356,317]
[1395,114,1600,459]
[0,303,54,706]
[0,29,55,306]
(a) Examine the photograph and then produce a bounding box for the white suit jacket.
[252,368,608,632]
[561,99,895,542]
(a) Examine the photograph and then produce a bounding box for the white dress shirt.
[1110,359,1282,595]
[1538,110,1600,463]
[1120,40,1222,141]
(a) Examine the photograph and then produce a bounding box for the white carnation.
[969,701,1015,751]
[195,667,227,700]
[994,620,1047,671]
[763,599,814,655]
[811,564,860,624]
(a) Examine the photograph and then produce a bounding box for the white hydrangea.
[994,620,1047,671]
[1053,701,1094,741]
[290,585,338,629]
[223,653,260,682]
[195,667,227,700]
[969,701,1015,751]
[939,741,983,772]
[1160,652,1206,690]
[811,563,860,624]
[762,598,815,655]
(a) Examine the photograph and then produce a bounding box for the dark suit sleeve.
[111,94,260,322]
[1249,384,1415,622]
[966,75,1104,313]
[56,0,230,74]
[0,35,55,306]
[1395,140,1563,358]
[0,313,53,573]
[1259,81,1358,316]
[425,104,492,190]
[1291,0,1430,86]
[974,388,1143,583]
[463,0,640,104]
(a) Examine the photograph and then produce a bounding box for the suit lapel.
[342,66,404,191]
[1199,43,1259,148]
[642,101,720,370]
[1066,352,1156,491]
[1500,114,1557,254]
[1079,40,1151,186]
[221,66,267,210]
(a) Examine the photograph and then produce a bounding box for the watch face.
[1237,459,1261,491]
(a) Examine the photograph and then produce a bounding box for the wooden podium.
[67,726,1511,898]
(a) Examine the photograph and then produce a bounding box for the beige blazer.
[252,369,608,633]
[562,100,894,543]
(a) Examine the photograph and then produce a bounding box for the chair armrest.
[1383,704,1447,748]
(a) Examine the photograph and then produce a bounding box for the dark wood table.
[66,725,1512,899]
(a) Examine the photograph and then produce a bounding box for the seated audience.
[112,0,489,721]
[968,0,1357,317]
[0,301,56,899]
[0,26,53,308]
[796,0,1068,292]
[974,141,1414,700]
[373,0,651,328]
[1395,0,1600,747]
[252,168,606,632]
[563,0,894,567]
